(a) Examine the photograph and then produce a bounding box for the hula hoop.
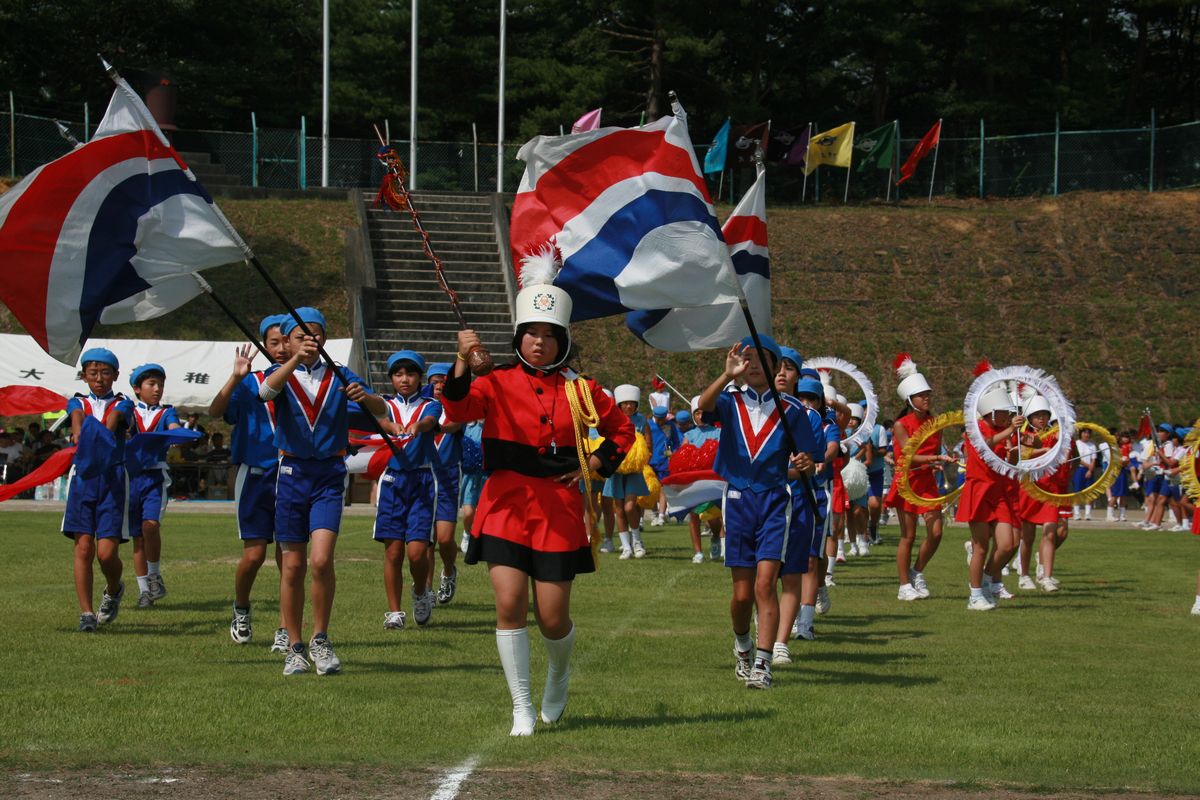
[805,356,878,450]
[1020,422,1120,505]
[963,365,1074,480]
[895,410,964,509]
[1180,421,1200,503]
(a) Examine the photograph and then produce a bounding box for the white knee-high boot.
[495,628,536,736]
[540,624,575,723]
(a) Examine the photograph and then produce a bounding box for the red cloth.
[0,385,68,417]
[1018,430,1060,524]
[884,411,940,514]
[0,446,75,502]
[897,120,942,185]
[442,366,634,553]
[956,417,1018,524]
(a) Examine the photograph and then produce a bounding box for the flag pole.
[843,122,854,203]
[190,274,272,361]
[800,122,811,203]
[654,373,691,407]
[886,120,896,202]
[927,118,942,203]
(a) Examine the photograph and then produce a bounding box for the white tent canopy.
[0,334,354,409]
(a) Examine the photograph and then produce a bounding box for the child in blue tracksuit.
[698,336,816,690]
[62,347,135,631]
[374,350,442,631]
[126,363,182,609]
[209,314,290,649]
[425,362,466,605]
[648,405,681,528]
[259,307,385,676]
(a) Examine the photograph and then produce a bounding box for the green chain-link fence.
[3,104,1198,203]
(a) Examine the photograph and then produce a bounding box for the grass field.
[1,509,1198,797]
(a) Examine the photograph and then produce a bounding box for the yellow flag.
[804,122,855,175]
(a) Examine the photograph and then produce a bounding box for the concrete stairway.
[360,191,514,385]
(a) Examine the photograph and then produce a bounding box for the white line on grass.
[429,755,479,800]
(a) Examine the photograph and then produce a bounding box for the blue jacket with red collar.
[261,361,372,460]
[712,385,817,492]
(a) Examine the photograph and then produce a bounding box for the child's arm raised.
[698,344,746,412]
[209,344,255,418]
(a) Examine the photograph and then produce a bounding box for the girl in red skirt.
[1015,395,1060,591]
[957,382,1023,610]
[884,354,953,602]
[443,251,634,736]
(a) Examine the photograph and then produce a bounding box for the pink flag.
[571,108,602,134]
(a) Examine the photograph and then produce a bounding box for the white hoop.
[805,356,879,450]
[962,365,1074,479]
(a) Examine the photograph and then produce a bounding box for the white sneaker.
[857,537,871,556]
[746,663,773,689]
[599,538,614,554]
[460,532,470,552]
[815,587,831,615]
[964,540,974,566]
[771,642,792,666]
[618,546,633,560]
[847,542,859,557]
[230,606,252,644]
[992,583,1015,600]
[691,551,705,564]
[1038,577,1060,592]
[413,589,434,626]
[384,610,406,630]
[734,646,752,681]
[910,571,930,598]
[824,573,837,587]
[1001,564,1010,576]
[308,634,342,675]
[1191,601,1200,616]
[897,584,922,602]
[633,542,647,559]
[1036,562,1044,581]
[282,645,310,675]
[270,627,290,653]
[650,515,664,528]
[1018,575,1037,591]
[967,594,996,611]
[1170,523,1187,532]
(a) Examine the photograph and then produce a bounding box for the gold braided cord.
[565,377,603,564]
[1180,420,1200,503]
[895,411,964,509]
[1020,422,1120,505]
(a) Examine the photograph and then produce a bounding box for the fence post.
[8,91,14,176]
[83,102,90,143]
[299,116,307,190]
[472,122,479,192]
[250,111,258,188]
[978,118,985,198]
[1052,113,1060,196]
[1148,107,1156,192]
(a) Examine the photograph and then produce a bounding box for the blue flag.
[703,118,730,174]
[125,429,202,474]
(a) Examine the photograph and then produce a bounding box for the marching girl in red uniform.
[442,249,634,736]
[957,381,1023,610]
[1014,396,1061,592]
[884,354,953,602]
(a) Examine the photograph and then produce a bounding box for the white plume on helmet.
[514,241,572,370]
[893,352,932,401]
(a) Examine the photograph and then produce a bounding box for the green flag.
[855,122,897,173]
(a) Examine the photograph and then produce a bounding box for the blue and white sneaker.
[309,634,341,675]
[97,582,124,625]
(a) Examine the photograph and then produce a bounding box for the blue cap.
[796,378,824,397]
[79,347,119,370]
[387,350,426,375]
[426,362,451,378]
[279,307,327,336]
[652,405,668,417]
[1174,426,1188,438]
[259,314,286,338]
[799,367,820,380]
[778,346,802,369]
[1158,422,1173,433]
[740,334,781,363]
[675,410,692,424]
[130,363,166,388]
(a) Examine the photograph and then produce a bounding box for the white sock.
[900,582,914,592]
[836,541,845,556]
[540,624,575,724]
[720,538,725,557]
[826,556,836,575]
[734,631,753,653]
[147,561,160,576]
[495,628,535,736]
[798,605,815,629]
[1193,595,1200,608]
[631,528,643,546]
[970,587,985,599]
[136,575,151,593]
[618,531,632,549]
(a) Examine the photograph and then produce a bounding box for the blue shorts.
[1143,474,1164,496]
[374,467,436,543]
[851,491,870,509]
[602,470,649,499]
[1162,483,1181,501]
[1071,466,1094,493]
[127,468,171,534]
[868,470,884,499]
[722,485,791,568]
[1110,467,1129,497]
[274,455,347,544]
[62,465,129,542]
[460,471,485,507]
[235,462,278,541]
[784,488,816,575]
[434,467,460,524]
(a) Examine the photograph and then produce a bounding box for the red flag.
[897,120,941,185]
[0,446,75,503]
[1136,413,1153,440]
[0,385,68,417]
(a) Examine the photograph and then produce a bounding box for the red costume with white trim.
[956,417,1018,525]
[884,411,941,514]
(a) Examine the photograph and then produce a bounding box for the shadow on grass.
[552,708,773,732]
[802,667,939,687]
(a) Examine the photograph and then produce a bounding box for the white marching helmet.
[614,384,641,406]
[1023,395,1052,418]
[514,242,573,370]
[977,383,1018,417]
[690,394,702,415]
[894,352,931,401]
